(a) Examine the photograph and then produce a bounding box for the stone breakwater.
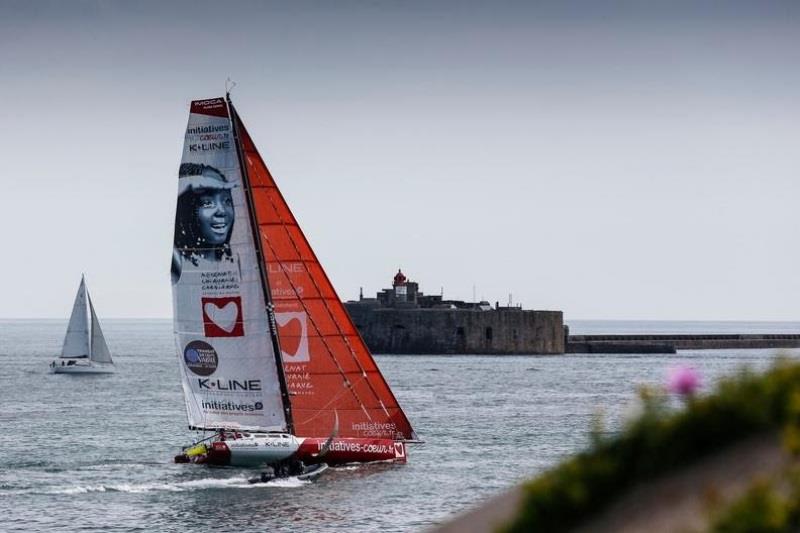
[343,301,800,355]
[567,334,800,354]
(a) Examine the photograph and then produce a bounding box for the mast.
[85,280,92,358]
[226,93,295,434]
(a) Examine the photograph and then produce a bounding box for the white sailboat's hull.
[50,359,115,374]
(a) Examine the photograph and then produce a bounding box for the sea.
[2,319,800,532]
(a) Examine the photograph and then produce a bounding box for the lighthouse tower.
[393,269,408,301]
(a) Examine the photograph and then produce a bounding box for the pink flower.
[667,365,701,396]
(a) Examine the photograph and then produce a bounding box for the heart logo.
[201,296,244,337]
[275,311,310,362]
[278,318,302,356]
[205,301,238,332]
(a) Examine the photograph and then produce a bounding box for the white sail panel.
[61,277,90,358]
[88,295,113,364]
[170,98,287,432]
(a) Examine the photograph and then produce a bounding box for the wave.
[3,460,167,473]
[4,475,308,495]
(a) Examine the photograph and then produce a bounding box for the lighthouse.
[393,269,408,301]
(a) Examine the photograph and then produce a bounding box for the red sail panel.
[233,108,415,441]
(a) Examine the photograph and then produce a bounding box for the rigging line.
[254,183,394,419]
[257,227,373,420]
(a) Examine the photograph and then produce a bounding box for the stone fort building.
[344,270,564,355]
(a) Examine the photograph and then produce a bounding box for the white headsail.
[61,276,90,358]
[171,98,288,432]
[89,296,113,364]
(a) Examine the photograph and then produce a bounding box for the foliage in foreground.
[710,479,795,533]
[501,361,800,533]
[711,392,800,533]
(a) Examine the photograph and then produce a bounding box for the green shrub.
[502,361,800,533]
[711,481,789,533]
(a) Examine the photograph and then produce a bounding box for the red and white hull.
[171,98,418,472]
[176,433,406,467]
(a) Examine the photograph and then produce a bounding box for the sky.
[0,0,797,321]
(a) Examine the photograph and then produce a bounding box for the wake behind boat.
[247,462,329,484]
[50,275,114,374]
[171,94,416,470]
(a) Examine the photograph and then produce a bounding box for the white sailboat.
[50,276,115,374]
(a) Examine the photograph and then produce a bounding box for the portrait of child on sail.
[171,162,237,284]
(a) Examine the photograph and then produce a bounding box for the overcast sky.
[1,0,797,321]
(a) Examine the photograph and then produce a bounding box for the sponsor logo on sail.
[202,296,244,337]
[189,98,228,118]
[197,378,262,391]
[183,340,218,376]
[267,262,306,274]
[189,141,230,152]
[200,400,263,412]
[276,311,310,363]
[351,421,398,437]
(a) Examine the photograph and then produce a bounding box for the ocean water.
[2,319,799,532]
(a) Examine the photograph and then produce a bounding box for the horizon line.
[1,317,798,323]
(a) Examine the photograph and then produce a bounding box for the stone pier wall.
[567,334,800,352]
[345,305,564,355]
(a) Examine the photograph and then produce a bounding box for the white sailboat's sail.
[61,277,90,358]
[88,296,113,364]
[170,98,288,432]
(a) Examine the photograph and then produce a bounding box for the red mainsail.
[231,104,416,441]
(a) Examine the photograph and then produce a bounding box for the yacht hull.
[175,434,406,466]
[50,360,115,374]
[177,433,299,466]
